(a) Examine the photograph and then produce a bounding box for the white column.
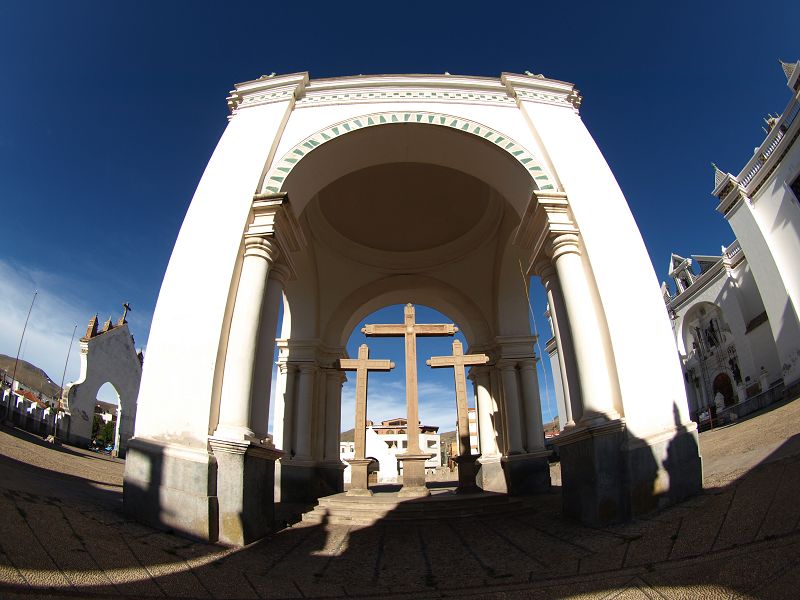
[214,236,278,441]
[250,263,290,441]
[499,361,524,453]
[518,358,545,452]
[324,370,345,461]
[535,260,578,425]
[549,233,619,425]
[273,362,296,453]
[473,368,500,457]
[293,363,315,459]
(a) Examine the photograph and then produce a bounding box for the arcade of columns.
[207,188,625,510]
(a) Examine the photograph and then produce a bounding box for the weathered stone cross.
[427,339,489,456]
[339,344,394,496]
[362,303,457,496]
[428,339,489,493]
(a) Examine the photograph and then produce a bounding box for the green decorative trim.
[262,111,556,193]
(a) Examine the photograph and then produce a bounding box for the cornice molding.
[501,72,582,112]
[227,72,309,113]
[227,72,582,113]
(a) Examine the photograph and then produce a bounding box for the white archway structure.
[64,313,142,457]
[124,73,701,545]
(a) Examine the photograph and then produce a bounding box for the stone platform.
[301,487,529,526]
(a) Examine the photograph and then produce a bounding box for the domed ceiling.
[317,163,491,253]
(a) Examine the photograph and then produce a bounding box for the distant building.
[340,417,441,484]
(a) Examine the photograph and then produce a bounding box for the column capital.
[514,190,580,274]
[532,257,556,281]
[518,357,538,371]
[278,362,297,376]
[244,194,307,279]
[548,232,582,261]
[497,359,518,372]
[267,261,292,284]
[243,235,280,263]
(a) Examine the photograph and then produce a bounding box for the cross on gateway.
[339,344,394,460]
[362,303,456,456]
[427,339,489,456]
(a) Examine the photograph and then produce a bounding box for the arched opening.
[339,303,465,489]
[269,118,557,502]
[712,372,736,408]
[93,382,120,453]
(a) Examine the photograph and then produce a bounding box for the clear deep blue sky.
[1,1,797,427]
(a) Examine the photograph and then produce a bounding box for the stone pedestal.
[555,419,702,526]
[346,458,374,496]
[555,420,627,525]
[209,437,282,546]
[317,459,347,496]
[398,453,432,497]
[454,454,480,494]
[123,437,219,542]
[502,451,551,495]
[276,457,319,503]
[476,455,507,493]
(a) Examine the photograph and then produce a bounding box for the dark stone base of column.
[625,423,702,514]
[555,419,702,526]
[275,458,320,503]
[476,455,507,493]
[502,451,552,495]
[316,460,347,496]
[123,437,219,543]
[397,453,432,497]
[209,437,282,546]
[454,454,481,493]
[345,458,373,496]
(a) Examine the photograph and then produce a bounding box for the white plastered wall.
[519,100,690,437]
[134,101,293,446]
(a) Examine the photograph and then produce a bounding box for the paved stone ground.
[2,398,800,599]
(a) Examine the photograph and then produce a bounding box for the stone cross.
[339,344,394,460]
[362,303,457,455]
[362,303,456,496]
[427,339,489,494]
[427,339,489,456]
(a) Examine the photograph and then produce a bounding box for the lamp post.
[3,291,37,424]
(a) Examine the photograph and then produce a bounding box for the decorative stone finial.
[102,316,114,333]
[84,315,98,339]
[524,70,546,79]
[780,59,797,81]
[712,162,727,188]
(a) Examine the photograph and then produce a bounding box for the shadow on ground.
[1,429,800,599]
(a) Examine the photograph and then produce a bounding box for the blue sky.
[0,1,797,429]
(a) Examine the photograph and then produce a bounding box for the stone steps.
[301,490,530,526]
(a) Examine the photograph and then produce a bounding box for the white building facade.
[711,60,800,395]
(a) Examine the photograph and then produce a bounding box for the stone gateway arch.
[123,72,702,545]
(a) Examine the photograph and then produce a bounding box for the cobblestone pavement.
[1,398,800,599]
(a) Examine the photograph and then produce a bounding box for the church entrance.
[713,372,736,407]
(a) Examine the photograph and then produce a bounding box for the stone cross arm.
[361,323,458,336]
[426,341,489,368]
[339,357,394,371]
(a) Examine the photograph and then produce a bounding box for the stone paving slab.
[2,397,800,598]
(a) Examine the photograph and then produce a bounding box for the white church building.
[662,59,800,426]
